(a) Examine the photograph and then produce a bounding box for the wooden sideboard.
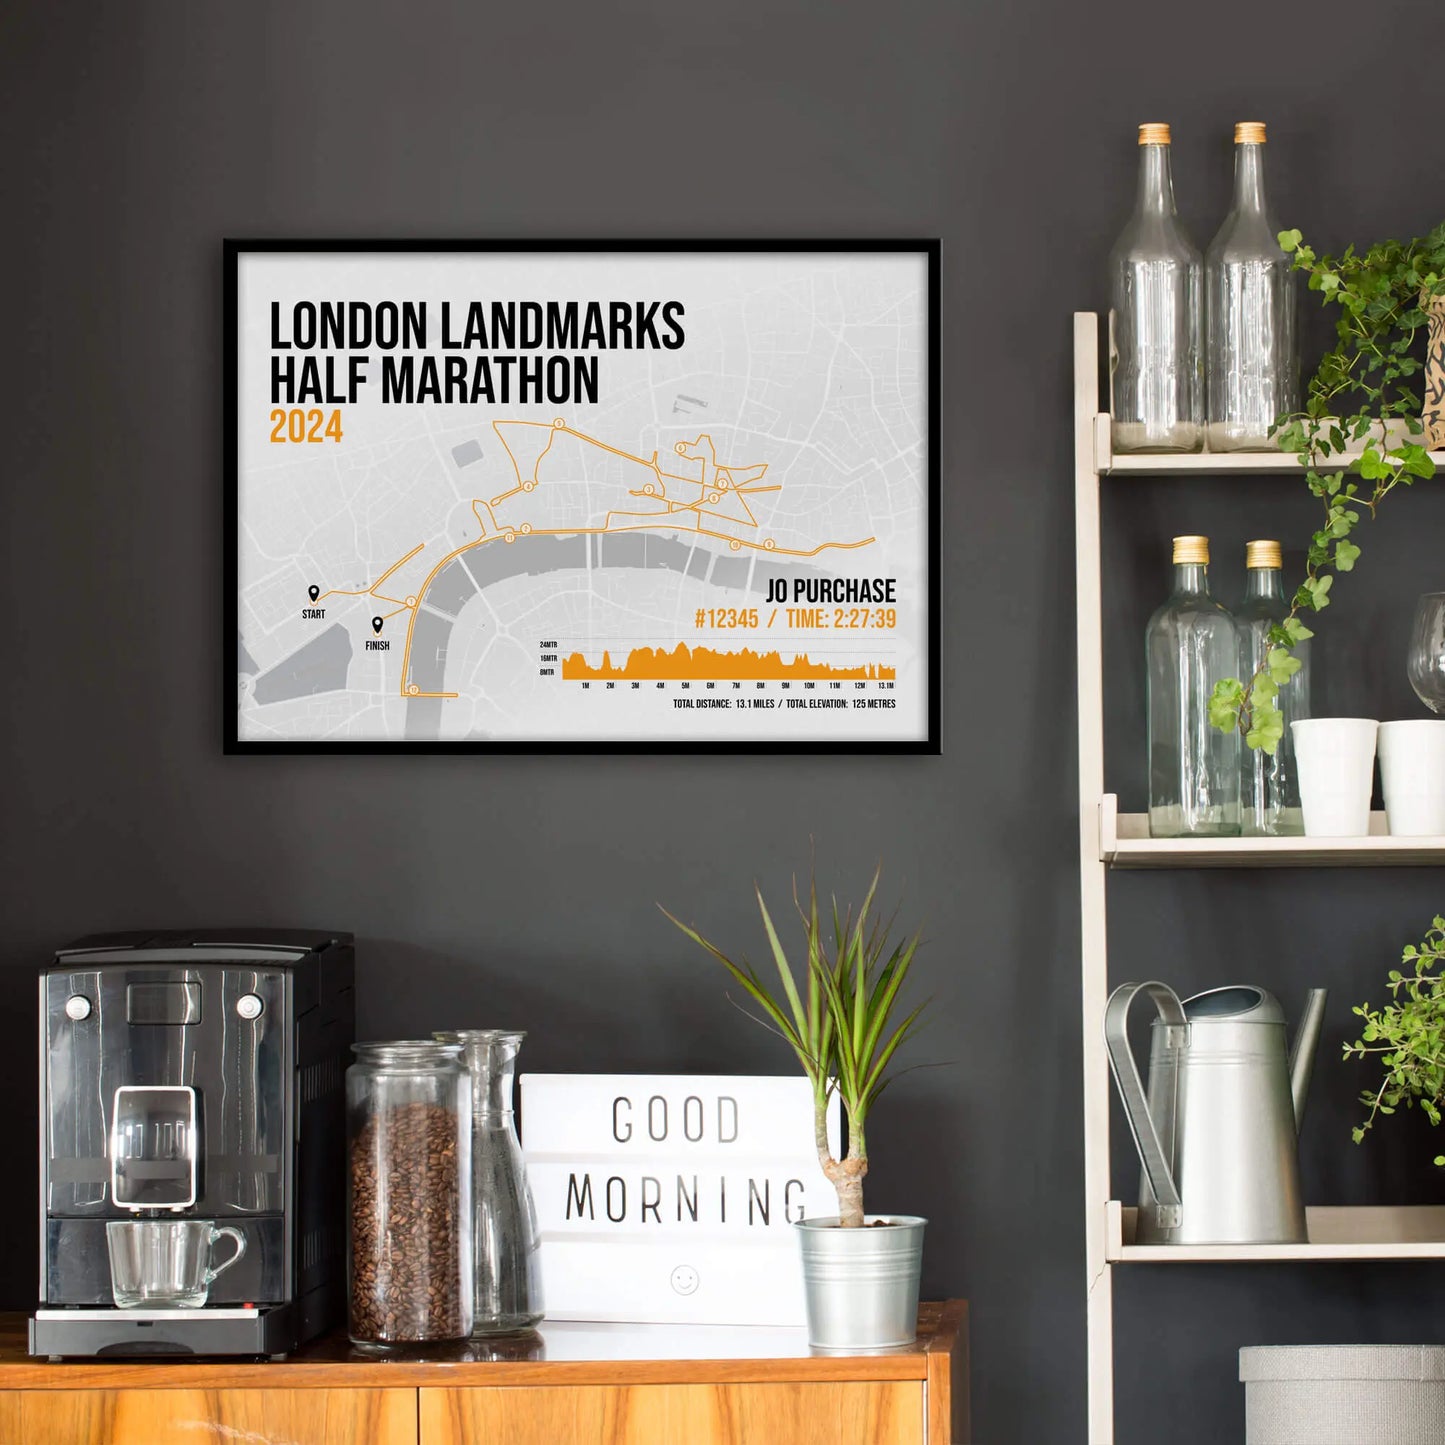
[0,1302,968,1445]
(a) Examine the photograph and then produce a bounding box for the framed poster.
[226,241,939,753]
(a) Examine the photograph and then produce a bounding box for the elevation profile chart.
[227,242,939,752]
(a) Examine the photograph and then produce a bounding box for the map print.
[233,250,932,747]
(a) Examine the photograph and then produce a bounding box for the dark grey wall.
[3,2,1443,1440]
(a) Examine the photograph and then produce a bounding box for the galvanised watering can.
[1104,983,1327,1245]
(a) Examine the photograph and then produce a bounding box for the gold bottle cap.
[1172,535,1210,565]
[1138,123,1172,146]
[1235,121,1267,145]
[1246,539,1283,569]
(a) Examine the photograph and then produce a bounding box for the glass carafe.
[1147,535,1241,837]
[436,1030,545,1335]
[1237,540,1309,835]
[1206,122,1298,451]
[1109,123,1204,453]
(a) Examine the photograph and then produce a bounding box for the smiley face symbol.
[670,1265,700,1296]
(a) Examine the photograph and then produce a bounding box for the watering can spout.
[1289,989,1328,1130]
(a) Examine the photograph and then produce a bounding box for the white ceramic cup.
[1378,720,1445,836]
[1291,718,1379,837]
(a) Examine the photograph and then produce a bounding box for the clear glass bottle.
[347,1041,472,1349]
[1237,540,1309,835]
[1147,535,1241,837]
[1110,123,1203,453]
[1206,123,1299,451]
[435,1030,544,1335]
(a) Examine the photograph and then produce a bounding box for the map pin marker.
[308,585,320,602]
[372,616,384,635]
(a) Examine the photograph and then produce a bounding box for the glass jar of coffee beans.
[346,1041,472,1348]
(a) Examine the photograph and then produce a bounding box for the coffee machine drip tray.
[30,1305,298,1360]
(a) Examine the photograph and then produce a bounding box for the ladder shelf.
[1071,311,1445,1444]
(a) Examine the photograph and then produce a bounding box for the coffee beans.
[349,1100,467,1342]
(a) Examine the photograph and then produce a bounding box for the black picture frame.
[225,239,940,755]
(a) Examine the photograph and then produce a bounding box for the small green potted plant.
[1345,917,1445,1160]
[662,865,929,1350]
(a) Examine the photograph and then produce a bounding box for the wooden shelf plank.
[1107,1202,1445,1263]
[1111,449,1314,475]
[1106,451,1445,477]
[1099,797,1445,868]
[1092,411,1445,477]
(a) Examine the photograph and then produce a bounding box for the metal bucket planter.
[795,1215,926,1351]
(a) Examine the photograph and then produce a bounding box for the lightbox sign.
[520,1074,841,1325]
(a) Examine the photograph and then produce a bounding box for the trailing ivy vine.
[1345,918,1445,1163]
[1208,223,1445,752]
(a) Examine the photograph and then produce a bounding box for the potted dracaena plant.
[661,865,930,1350]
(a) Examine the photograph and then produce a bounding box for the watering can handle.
[1104,982,1187,1225]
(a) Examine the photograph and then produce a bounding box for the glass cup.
[106,1219,247,1308]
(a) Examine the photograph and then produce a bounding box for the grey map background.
[4,3,1445,1441]
[237,253,930,743]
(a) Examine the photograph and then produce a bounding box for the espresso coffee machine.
[31,929,354,1358]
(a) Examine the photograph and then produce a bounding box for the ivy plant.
[1345,918,1445,1164]
[1208,223,1445,753]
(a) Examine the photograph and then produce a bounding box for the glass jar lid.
[352,1040,464,1070]
[434,1029,526,1045]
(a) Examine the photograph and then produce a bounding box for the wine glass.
[1408,593,1445,714]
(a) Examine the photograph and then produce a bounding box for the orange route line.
[400,539,487,698]
[398,422,874,697]
[317,543,425,605]
[500,420,720,495]
[371,543,426,593]
[398,522,875,696]
[499,421,787,510]
[494,419,559,490]
[619,492,746,527]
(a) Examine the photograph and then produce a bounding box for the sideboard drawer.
[420,1381,926,1445]
[0,1387,418,1445]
